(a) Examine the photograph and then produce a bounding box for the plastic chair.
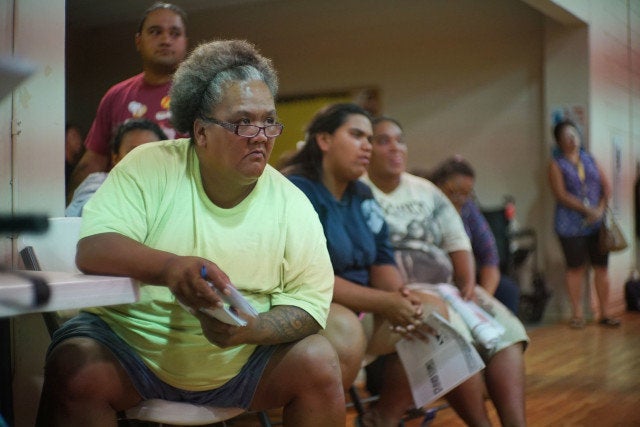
[18,217,271,426]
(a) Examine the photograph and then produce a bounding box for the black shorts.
[558,230,608,268]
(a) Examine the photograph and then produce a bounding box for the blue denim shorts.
[48,312,277,409]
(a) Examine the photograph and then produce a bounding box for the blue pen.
[201,265,219,293]
[200,266,258,317]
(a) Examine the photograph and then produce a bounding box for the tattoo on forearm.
[258,306,319,344]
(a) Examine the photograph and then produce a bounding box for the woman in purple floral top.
[548,119,619,328]
[429,157,521,314]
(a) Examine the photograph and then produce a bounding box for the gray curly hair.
[170,39,278,137]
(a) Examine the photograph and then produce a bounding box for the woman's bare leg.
[363,353,415,427]
[484,344,526,427]
[444,373,492,427]
[362,291,451,427]
[250,334,345,427]
[565,266,587,320]
[593,266,612,318]
[320,303,367,391]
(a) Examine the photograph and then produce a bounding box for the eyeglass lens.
[237,124,283,138]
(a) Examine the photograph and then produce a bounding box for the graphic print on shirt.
[379,198,453,285]
[127,98,176,139]
[361,198,385,234]
[128,101,148,117]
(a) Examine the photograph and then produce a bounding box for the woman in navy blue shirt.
[282,103,448,427]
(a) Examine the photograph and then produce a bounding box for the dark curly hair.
[110,118,167,154]
[428,155,475,186]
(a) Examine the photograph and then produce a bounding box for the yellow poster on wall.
[271,94,352,168]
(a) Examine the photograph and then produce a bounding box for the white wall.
[1,0,16,264]
[1,0,66,424]
[539,0,640,318]
[11,0,66,218]
[1,0,65,258]
[2,0,65,220]
[541,18,590,320]
[585,0,640,314]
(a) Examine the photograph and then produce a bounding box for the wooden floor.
[227,311,640,426]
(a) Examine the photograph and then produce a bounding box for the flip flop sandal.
[599,317,621,327]
[569,317,585,329]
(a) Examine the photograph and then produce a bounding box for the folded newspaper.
[395,312,485,408]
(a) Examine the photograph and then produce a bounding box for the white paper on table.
[395,312,485,409]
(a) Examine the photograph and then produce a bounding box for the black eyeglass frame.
[201,116,284,138]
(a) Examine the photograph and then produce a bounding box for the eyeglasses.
[201,116,284,138]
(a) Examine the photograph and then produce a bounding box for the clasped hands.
[384,287,432,340]
[584,204,605,225]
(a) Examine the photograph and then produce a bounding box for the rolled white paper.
[437,283,505,350]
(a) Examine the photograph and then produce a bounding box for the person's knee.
[295,334,343,387]
[45,338,90,379]
[321,304,366,362]
[487,342,526,369]
[43,337,113,397]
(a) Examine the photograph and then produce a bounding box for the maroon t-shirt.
[84,73,184,156]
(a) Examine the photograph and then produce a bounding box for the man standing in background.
[67,2,187,202]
